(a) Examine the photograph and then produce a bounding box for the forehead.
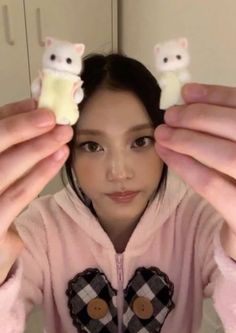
[77,89,151,132]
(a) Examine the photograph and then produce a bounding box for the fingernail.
[184,83,207,100]
[155,125,173,141]
[53,146,68,161]
[155,142,168,157]
[54,126,73,142]
[33,110,55,127]
[164,107,179,124]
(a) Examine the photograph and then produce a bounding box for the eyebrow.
[77,124,154,136]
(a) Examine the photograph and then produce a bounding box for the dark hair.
[63,53,168,207]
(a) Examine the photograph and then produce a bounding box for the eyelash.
[132,136,154,148]
[77,136,154,153]
[77,141,102,153]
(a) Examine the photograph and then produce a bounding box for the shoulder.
[13,187,86,248]
[180,188,220,219]
[13,188,67,232]
[15,186,87,229]
[164,171,223,229]
[17,193,59,221]
[175,187,223,239]
[13,194,59,243]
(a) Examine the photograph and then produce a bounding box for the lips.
[106,191,139,203]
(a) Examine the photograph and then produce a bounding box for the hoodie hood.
[54,171,188,253]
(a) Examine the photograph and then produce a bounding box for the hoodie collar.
[54,171,188,252]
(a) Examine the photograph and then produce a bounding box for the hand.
[155,83,236,241]
[0,99,73,277]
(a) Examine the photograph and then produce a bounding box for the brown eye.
[87,142,99,152]
[163,57,168,63]
[176,55,182,60]
[66,58,72,64]
[78,141,102,153]
[132,136,154,149]
[50,54,56,61]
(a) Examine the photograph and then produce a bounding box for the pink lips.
[107,191,139,203]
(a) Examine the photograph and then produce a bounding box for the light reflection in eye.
[77,141,103,153]
[132,136,154,149]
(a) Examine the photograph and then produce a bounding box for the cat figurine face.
[154,38,190,72]
[42,37,85,75]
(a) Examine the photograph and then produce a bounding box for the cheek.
[137,152,163,186]
[137,151,163,174]
[73,157,102,191]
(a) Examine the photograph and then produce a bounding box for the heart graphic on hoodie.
[66,266,175,333]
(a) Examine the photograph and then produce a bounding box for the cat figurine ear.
[75,43,85,56]
[44,36,85,57]
[154,37,191,109]
[154,37,188,54]
[31,36,85,125]
[154,44,160,54]
[178,37,188,49]
[45,36,54,47]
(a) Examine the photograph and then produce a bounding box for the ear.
[75,43,85,56]
[178,38,188,49]
[154,44,160,54]
[45,36,54,48]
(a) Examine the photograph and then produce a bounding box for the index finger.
[0,99,37,120]
[182,83,236,109]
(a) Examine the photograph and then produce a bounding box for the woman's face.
[73,88,163,226]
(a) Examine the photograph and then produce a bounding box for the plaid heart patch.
[66,268,118,332]
[66,267,175,333]
[123,267,175,332]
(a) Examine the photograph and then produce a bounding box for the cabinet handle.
[36,8,45,47]
[2,5,15,46]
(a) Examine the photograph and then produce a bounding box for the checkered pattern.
[66,267,174,333]
[66,268,118,332]
[123,267,175,333]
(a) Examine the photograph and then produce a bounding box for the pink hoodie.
[1,172,236,333]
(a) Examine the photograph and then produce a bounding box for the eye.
[176,55,182,60]
[50,54,56,61]
[66,58,72,64]
[78,141,103,153]
[163,57,168,63]
[132,136,154,149]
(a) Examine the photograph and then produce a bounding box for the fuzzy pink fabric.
[0,172,235,333]
[213,232,236,333]
[0,261,26,332]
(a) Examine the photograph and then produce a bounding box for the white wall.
[120,1,236,332]
[120,0,236,87]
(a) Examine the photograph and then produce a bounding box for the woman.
[0,53,235,333]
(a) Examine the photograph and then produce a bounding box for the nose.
[106,151,134,182]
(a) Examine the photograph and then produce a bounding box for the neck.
[96,212,142,253]
[106,223,138,253]
[93,202,150,253]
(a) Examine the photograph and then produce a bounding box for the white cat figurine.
[31,37,85,125]
[154,37,191,109]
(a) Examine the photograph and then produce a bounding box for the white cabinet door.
[24,0,115,83]
[23,0,117,195]
[0,0,30,105]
